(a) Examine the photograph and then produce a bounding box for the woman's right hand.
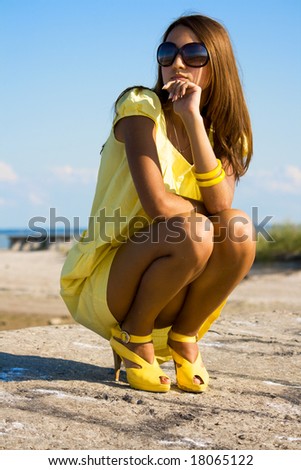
[163,79,202,119]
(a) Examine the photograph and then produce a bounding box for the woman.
[60,14,256,393]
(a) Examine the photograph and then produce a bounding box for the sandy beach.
[0,249,74,330]
[0,249,301,450]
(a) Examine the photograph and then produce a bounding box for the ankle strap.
[111,325,152,344]
[168,330,197,343]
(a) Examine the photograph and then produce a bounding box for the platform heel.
[110,325,170,393]
[168,330,209,393]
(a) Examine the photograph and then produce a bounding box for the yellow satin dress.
[60,88,225,362]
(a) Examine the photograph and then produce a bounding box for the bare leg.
[107,214,214,376]
[167,209,256,382]
[107,210,255,386]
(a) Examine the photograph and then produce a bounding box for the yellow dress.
[60,88,225,362]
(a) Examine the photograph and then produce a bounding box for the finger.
[162,81,178,101]
[177,81,189,98]
[163,80,195,102]
[172,81,190,101]
[162,80,177,91]
[168,80,186,101]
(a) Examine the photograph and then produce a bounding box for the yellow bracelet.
[193,159,222,181]
[196,168,226,187]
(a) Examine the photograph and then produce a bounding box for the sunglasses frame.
[157,41,209,68]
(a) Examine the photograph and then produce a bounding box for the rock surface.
[1,268,301,450]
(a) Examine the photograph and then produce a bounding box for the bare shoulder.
[114,115,156,144]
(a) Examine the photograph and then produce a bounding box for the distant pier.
[8,234,72,251]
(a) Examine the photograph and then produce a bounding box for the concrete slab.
[1,291,300,450]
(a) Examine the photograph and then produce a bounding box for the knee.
[214,209,256,261]
[168,214,214,273]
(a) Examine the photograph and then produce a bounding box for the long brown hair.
[154,14,253,179]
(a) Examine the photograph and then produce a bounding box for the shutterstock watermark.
[26,207,274,246]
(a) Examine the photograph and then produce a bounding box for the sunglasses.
[157,41,209,68]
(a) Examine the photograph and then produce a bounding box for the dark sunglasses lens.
[157,43,177,66]
[182,43,208,66]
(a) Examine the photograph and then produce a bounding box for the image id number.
[191,454,254,466]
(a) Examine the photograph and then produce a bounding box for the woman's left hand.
[162,79,202,117]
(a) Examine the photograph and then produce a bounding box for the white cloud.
[0,161,18,182]
[51,165,97,184]
[28,191,45,206]
[255,165,301,195]
[286,165,301,185]
[0,197,15,207]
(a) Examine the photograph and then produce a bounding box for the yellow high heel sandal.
[168,330,209,393]
[110,325,170,393]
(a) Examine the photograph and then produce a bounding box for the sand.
[0,250,73,330]
[0,249,300,450]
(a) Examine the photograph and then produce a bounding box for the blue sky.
[1,0,300,229]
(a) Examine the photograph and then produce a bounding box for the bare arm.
[115,115,204,219]
[183,112,235,213]
[163,80,236,214]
